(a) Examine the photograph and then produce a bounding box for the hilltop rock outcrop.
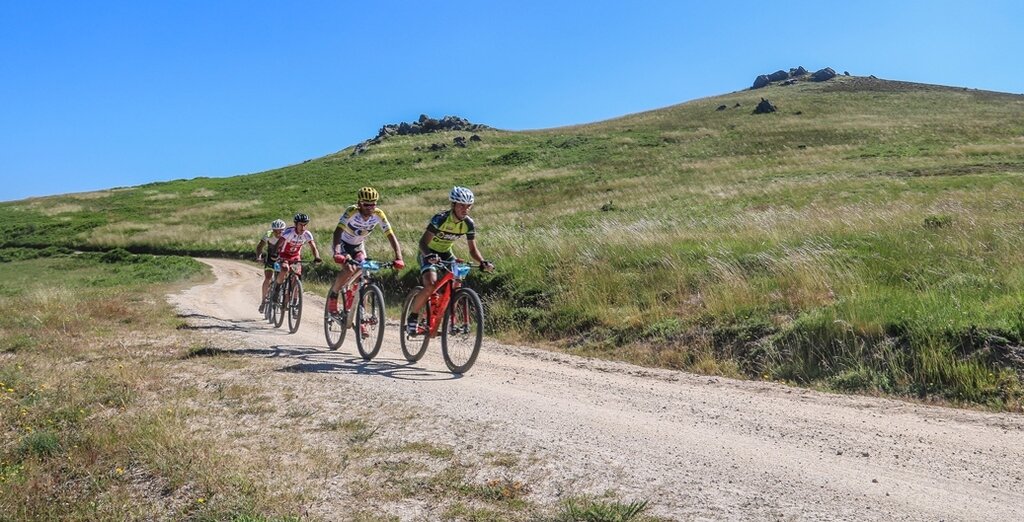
[751,65,839,89]
[811,67,837,82]
[377,114,489,138]
[351,114,491,156]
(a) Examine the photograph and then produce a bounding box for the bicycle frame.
[422,261,468,337]
[340,260,391,315]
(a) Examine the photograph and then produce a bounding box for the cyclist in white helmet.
[406,186,494,335]
[256,219,287,313]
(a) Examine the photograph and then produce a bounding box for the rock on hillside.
[351,114,491,156]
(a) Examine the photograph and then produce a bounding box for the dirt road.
[169,258,1024,520]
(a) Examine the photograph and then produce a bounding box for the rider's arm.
[419,230,436,257]
[467,238,485,265]
[308,239,322,261]
[332,227,344,256]
[255,238,266,259]
[387,232,403,262]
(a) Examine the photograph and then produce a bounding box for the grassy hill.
[4,75,1024,408]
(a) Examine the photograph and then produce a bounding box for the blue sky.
[2,0,1021,201]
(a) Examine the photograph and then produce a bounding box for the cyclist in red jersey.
[275,213,323,288]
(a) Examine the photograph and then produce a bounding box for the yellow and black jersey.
[425,210,475,253]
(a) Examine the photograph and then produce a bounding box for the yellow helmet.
[357,186,379,203]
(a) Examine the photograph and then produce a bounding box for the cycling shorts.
[337,240,366,263]
[417,250,455,274]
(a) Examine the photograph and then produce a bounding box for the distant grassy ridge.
[4,75,1024,408]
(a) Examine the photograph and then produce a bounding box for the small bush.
[491,150,536,166]
[556,497,650,522]
[923,215,953,229]
[17,430,61,459]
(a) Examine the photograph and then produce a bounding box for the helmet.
[271,219,286,230]
[293,213,310,224]
[449,186,475,205]
[357,186,379,203]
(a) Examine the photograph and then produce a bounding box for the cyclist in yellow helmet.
[326,186,405,314]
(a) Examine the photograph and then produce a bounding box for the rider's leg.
[410,270,437,314]
[259,270,272,312]
[288,264,302,302]
[406,269,437,333]
[276,261,290,285]
[327,263,359,313]
[261,271,272,300]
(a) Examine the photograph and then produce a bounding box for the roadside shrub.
[17,430,60,459]
[100,248,136,263]
[923,214,953,229]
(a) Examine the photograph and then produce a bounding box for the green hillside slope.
[5,75,1024,408]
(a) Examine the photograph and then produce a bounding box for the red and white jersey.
[277,226,315,260]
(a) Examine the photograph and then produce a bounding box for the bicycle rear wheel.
[287,276,303,333]
[441,288,484,374]
[324,289,347,350]
[354,284,386,360]
[272,281,286,328]
[399,286,430,362]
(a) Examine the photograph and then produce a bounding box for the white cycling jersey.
[336,205,394,245]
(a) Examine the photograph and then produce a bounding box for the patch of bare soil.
[168,258,1024,520]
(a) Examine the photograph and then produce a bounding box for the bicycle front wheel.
[441,288,484,374]
[272,281,286,328]
[287,277,303,333]
[354,284,386,360]
[264,283,275,323]
[399,286,430,362]
[324,289,347,351]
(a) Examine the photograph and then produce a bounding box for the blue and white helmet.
[271,219,286,230]
[449,186,475,205]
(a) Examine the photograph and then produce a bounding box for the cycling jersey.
[260,230,283,259]
[278,226,315,261]
[336,205,393,245]
[425,210,475,253]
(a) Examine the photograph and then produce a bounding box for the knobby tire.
[354,284,386,360]
[400,286,430,362]
[441,287,484,374]
[287,276,303,333]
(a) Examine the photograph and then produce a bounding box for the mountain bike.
[400,259,486,374]
[268,262,306,333]
[324,259,394,359]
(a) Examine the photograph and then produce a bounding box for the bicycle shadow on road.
[269,347,458,382]
[185,341,459,381]
[176,313,269,334]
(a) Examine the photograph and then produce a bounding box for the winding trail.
[169,258,1024,520]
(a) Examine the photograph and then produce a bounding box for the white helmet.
[271,219,286,230]
[449,186,475,205]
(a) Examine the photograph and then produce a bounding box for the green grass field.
[4,75,1024,409]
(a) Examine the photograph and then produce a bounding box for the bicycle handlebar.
[357,259,395,271]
